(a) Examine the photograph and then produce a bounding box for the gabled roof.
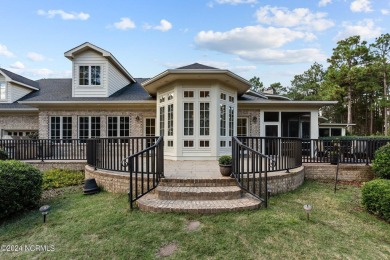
[142,63,252,96]
[176,63,218,70]
[0,68,39,90]
[64,42,136,83]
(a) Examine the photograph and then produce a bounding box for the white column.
[310,110,319,158]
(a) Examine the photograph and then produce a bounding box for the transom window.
[220,93,226,100]
[184,140,194,147]
[184,91,194,98]
[50,116,72,143]
[168,93,174,100]
[229,96,234,103]
[199,140,210,147]
[0,81,6,100]
[108,116,130,137]
[79,65,101,86]
[200,91,210,98]
[78,116,101,141]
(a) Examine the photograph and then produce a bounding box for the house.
[0,42,336,160]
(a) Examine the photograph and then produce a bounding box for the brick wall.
[26,161,86,171]
[304,163,374,182]
[0,113,39,137]
[237,109,260,136]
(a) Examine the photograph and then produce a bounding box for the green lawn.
[0,181,389,259]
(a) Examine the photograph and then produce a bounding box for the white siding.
[107,62,131,96]
[72,50,108,97]
[0,75,10,103]
[10,83,33,102]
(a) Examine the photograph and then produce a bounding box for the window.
[220,93,226,100]
[237,118,248,136]
[168,104,174,136]
[229,107,234,136]
[184,91,194,98]
[200,140,209,147]
[167,140,173,147]
[220,140,226,147]
[108,116,130,137]
[78,116,101,140]
[79,65,101,85]
[159,107,165,136]
[220,104,226,136]
[168,93,174,100]
[145,118,156,137]
[184,140,194,147]
[200,91,210,98]
[4,131,37,138]
[159,96,165,103]
[229,96,234,103]
[199,103,210,136]
[0,81,6,100]
[50,116,72,143]
[184,103,194,136]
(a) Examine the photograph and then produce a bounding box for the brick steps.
[156,186,242,200]
[137,177,261,214]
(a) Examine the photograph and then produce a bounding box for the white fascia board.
[19,100,156,104]
[9,80,39,91]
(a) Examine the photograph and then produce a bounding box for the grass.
[0,181,389,259]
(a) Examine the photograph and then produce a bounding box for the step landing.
[137,177,261,214]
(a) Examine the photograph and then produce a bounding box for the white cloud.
[10,61,25,69]
[255,6,334,31]
[232,65,257,72]
[8,67,72,79]
[37,9,90,20]
[318,0,332,7]
[350,0,373,13]
[154,19,172,32]
[215,0,257,5]
[0,44,14,57]
[144,19,172,32]
[27,52,45,62]
[195,25,323,64]
[335,19,381,41]
[113,18,136,30]
[381,9,389,15]
[195,25,315,52]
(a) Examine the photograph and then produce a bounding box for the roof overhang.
[142,69,251,96]
[0,70,39,91]
[18,100,156,109]
[64,42,136,83]
[238,100,337,109]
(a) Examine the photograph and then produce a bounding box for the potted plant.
[219,155,233,176]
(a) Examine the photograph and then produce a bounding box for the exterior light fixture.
[252,116,257,124]
[39,205,51,223]
[303,204,312,221]
[135,115,140,121]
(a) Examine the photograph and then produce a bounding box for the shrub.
[0,160,42,219]
[0,149,8,160]
[42,168,84,190]
[362,179,390,222]
[219,155,232,165]
[372,143,390,179]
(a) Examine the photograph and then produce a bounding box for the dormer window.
[0,81,6,100]
[79,65,101,86]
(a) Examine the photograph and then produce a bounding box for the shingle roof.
[19,78,154,102]
[0,68,39,89]
[176,63,218,70]
[0,102,37,110]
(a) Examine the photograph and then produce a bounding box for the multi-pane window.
[108,116,130,137]
[50,116,72,143]
[159,96,165,103]
[200,91,210,98]
[168,93,174,101]
[184,91,194,98]
[184,140,194,147]
[229,107,234,136]
[78,116,101,141]
[220,93,226,100]
[79,65,101,85]
[199,140,210,147]
[229,96,234,103]
[184,103,194,136]
[0,81,6,100]
[237,118,248,136]
[167,140,174,147]
[220,104,226,136]
[199,102,210,136]
[159,107,165,136]
[168,104,174,136]
[145,118,156,137]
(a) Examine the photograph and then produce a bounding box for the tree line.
[250,34,390,136]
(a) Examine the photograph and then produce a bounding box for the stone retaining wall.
[26,160,86,172]
[304,163,374,182]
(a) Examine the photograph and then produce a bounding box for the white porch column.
[310,110,319,139]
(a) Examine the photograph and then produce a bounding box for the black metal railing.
[121,137,164,209]
[232,137,302,208]
[302,138,390,165]
[0,139,86,161]
[86,137,160,172]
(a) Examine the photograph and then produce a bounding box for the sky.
[0,0,389,88]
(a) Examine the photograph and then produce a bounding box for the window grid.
[220,93,226,100]
[199,102,210,136]
[199,140,210,148]
[79,65,101,85]
[108,116,130,137]
[229,106,234,136]
[79,116,101,141]
[200,91,210,98]
[50,116,72,143]
[168,104,174,136]
[184,140,194,147]
[183,91,194,98]
[91,66,101,85]
[79,66,89,85]
[145,118,156,137]
[184,103,194,136]
[220,104,226,136]
[159,106,165,136]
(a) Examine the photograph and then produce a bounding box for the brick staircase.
[136,177,261,214]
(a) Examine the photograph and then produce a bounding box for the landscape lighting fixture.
[303,204,312,221]
[39,205,51,223]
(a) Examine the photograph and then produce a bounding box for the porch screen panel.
[199,102,210,136]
